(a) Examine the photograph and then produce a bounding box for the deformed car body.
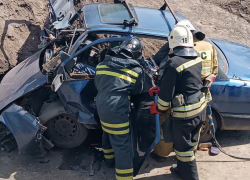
[0,0,250,175]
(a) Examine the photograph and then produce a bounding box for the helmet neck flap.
[173,47,198,58]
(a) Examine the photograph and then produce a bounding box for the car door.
[210,69,250,130]
[46,0,75,25]
[52,51,98,125]
[211,79,250,115]
[131,81,161,176]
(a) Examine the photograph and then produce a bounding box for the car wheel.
[200,114,217,143]
[44,113,88,149]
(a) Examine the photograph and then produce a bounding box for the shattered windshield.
[98,4,136,24]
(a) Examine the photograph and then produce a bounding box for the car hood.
[0,50,46,111]
[212,39,250,81]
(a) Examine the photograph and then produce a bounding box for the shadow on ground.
[134,155,181,180]
[215,130,250,147]
[0,20,41,82]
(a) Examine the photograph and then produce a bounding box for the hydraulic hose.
[208,105,250,161]
[213,137,250,160]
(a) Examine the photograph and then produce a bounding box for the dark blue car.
[206,39,250,140]
[0,0,249,175]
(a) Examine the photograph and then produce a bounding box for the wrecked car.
[1,0,250,175]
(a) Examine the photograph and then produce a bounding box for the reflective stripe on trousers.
[102,130,133,180]
[101,120,130,135]
[116,168,133,180]
[175,149,196,162]
[171,112,205,180]
[103,148,115,160]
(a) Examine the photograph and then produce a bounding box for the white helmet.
[176,19,196,31]
[176,19,205,41]
[168,25,194,49]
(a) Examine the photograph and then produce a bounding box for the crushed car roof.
[83,3,186,38]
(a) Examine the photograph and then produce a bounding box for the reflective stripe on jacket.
[158,55,206,118]
[94,55,144,95]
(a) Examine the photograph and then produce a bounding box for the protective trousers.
[154,109,173,157]
[96,92,133,180]
[172,111,205,180]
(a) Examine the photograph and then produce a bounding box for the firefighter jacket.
[194,41,218,102]
[154,40,218,102]
[95,55,144,96]
[153,42,171,66]
[153,41,218,79]
[194,41,218,80]
[158,55,207,118]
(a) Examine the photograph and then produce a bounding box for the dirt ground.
[1,130,250,180]
[1,0,250,180]
[0,0,48,77]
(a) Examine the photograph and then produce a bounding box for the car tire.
[44,113,88,149]
[200,114,217,143]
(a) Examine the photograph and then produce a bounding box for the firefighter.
[150,25,207,180]
[95,37,144,180]
[151,19,218,161]
[153,20,218,85]
[178,20,218,102]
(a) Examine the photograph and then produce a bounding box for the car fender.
[38,99,98,129]
[38,100,66,125]
[210,105,224,130]
[0,103,40,153]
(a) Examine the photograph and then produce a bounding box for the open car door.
[131,83,161,176]
[46,0,75,26]
[51,35,160,175]
[51,36,131,123]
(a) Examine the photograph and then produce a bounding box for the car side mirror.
[51,74,63,92]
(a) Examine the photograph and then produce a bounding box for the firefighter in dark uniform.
[95,37,144,180]
[150,25,207,180]
[151,19,218,161]
[154,20,218,101]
